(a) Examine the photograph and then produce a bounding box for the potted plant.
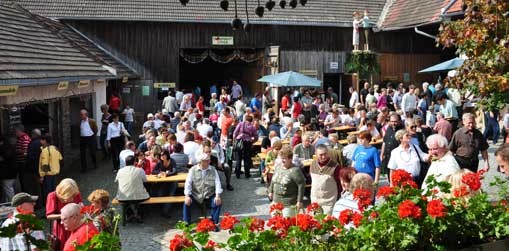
[169,169,509,250]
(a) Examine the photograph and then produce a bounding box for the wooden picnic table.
[253,138,290,147]
[339,138,383,146]
[331,125,357,132]
[146,173,188,183]
[347,130,361,136]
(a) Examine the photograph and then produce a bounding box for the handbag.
[41,147,51,173]
[234,122,246,151]
[412,144,429,188]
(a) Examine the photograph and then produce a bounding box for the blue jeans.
[42,175,56,202]
[125,121,134,137]
[182,196,221,224]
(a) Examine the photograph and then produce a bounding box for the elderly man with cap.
[0,193,45,251]
[61,203,99,251]
[182,152,223,224]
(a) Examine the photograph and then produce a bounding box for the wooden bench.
[112,196,186,225]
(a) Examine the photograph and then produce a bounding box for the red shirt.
[221,116,234,136]
[46,192,83,251]
[109,96,121,111]
[63,222,99,251]
[292,102,302,119]
[196,100,204,113]
[281,96,290,111]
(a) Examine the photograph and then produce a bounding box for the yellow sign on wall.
[78,80,90,88]
[0,85,18,96]
[154,83,176,88]
[122,77,129,83]
[57,81,69,90]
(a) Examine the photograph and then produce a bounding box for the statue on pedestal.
[352,11,362,51]
[362,10,371,51]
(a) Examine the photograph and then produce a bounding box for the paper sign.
[142,86,150,96]
[78,80,90,88]
[330,62,339,70]
[96,79,106,85]
[212,36,234,45]
[122,87,131,94]
[154,83,176,88]
[0,85,18,96]
[57,81,69,90]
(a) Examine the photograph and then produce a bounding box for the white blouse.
[107,122,124,141]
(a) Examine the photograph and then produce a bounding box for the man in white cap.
[0,193,45,251]
[183,152,223,224]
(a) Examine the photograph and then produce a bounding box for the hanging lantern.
[179,0,189,6]
[232,18,243,30]
[220,0,229,11]
[279,0,286,9]
[256,6,265,17]
[265,0,276,11]
[299,0,307,6]
[289,0,297,8]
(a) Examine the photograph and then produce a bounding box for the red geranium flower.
[339,209,353,225]
[306,202,322,214]
[267,215,291,238]
[169,234,194,251]
[204,240,217,250]
[323,215,337,224]
[369,211,379,219]
[270,203,285,215]
[196,218,216,233]
[249,217,265,232]
[295,213,321,231]
[398,200,422,219]
[351,212,363,227]
[401,180,418,189]
[453,186,470,198]
[377,186,396,198]
[426,199,447,218]
[462,172,481,191]
[391,170,413,187]
[220,213,239,231]
[353,188,372,211]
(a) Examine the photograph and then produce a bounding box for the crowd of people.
[0,79,509,250]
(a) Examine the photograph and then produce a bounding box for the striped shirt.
[15,133,31,163]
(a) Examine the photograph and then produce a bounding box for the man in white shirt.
[115,156,150,222]
[197,118,213,139]
[234,98,246,120]
[161,91,178,116]
[421,134,460,192]
[183,153,223,224]
[349,87,359,108]
[79,109,98,172]
[119,141,136,169]
[401,84,417,113]
[183,132,200,165]
[175,89,184,106]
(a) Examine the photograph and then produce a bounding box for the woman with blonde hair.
[46,178,82,251]
[445,169,478,199]
[332,173,374,217]
[87,189,117,234]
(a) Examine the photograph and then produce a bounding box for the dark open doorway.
[323,73,351,106]
[179,49,264,100]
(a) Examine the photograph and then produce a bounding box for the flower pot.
[454,239,509,251]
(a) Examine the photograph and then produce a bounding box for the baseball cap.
[12,193,38,207]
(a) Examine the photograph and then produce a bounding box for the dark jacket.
[24,136,41,174]
[0,142,17,179]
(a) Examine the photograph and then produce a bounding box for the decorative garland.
[180,49,263,64]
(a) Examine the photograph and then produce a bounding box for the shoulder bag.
[41,147,52,173]
[412,144,429,188]
[234,122,246,152]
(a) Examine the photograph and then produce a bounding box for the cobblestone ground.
[62,142,506,251]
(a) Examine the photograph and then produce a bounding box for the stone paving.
[62,142,507,251]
